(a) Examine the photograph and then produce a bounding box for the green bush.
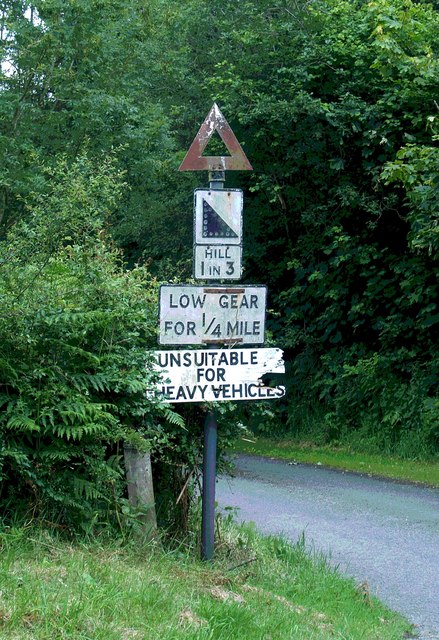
[328,354,437,457]
[0,154,175,530]
[283,350,438,459]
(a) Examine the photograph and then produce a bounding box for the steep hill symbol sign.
[194,189,242,245]
[202,200,238,239]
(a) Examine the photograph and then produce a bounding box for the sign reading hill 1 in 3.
[193,189,243,280]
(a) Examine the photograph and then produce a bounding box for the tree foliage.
[0,0,174,261]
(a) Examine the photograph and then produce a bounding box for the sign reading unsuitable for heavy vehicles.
[151,348,285,403]
[159,284,267,345]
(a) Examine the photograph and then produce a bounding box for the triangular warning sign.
[202,199,239,239]
[179,103,253,172]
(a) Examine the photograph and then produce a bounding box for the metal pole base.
[201,410,218,561]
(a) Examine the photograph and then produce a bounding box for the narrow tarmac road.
[216,455,439,640]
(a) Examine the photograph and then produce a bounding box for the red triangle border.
[179,103,253,172]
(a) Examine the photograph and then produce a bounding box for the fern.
[70,372,110,392]
[73,477,106,502]
[38,448,73,462]
[5,416,40,432]
[0,358,18,382]
[162,408,186,429]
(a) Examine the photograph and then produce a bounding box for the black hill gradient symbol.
[202,199,238,239]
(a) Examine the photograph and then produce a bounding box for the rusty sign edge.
[179,103,253,172]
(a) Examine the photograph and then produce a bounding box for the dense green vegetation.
[0,525,412,639]
[0,0,438,531]
[0,152,174,528]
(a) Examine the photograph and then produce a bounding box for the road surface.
[217,455,439,639]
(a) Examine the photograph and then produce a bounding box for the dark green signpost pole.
[199,169,227,561]
[201,409,218,560]
[200,169,225,561]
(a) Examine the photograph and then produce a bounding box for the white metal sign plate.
[194,189,242,245]
[150,348,285,403]
[159,284,266,345]
[194,244,242,280]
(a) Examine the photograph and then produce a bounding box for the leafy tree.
[0,0,175,267]
[383,129,439,257]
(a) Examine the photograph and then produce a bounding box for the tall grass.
[0,523,412,639]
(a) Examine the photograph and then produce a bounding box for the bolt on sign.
[159,284,267,345]
[150,348,285,403]
[193,188,243,280]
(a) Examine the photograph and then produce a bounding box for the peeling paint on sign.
[158,284,266,345]
[150,348,285,403]
[179,103,253,171]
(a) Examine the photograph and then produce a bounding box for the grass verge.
[0,523,413,640]
[233,437,439,487]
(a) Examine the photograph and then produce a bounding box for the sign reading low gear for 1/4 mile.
[193,189,242,280]
[159,284,266,345]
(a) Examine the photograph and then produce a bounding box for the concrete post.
[123,443,157,538]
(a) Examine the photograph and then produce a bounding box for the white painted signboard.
[194,244,242,280]
[159,284,266,345]
[194,189,242,245]
[150,348,285,403]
